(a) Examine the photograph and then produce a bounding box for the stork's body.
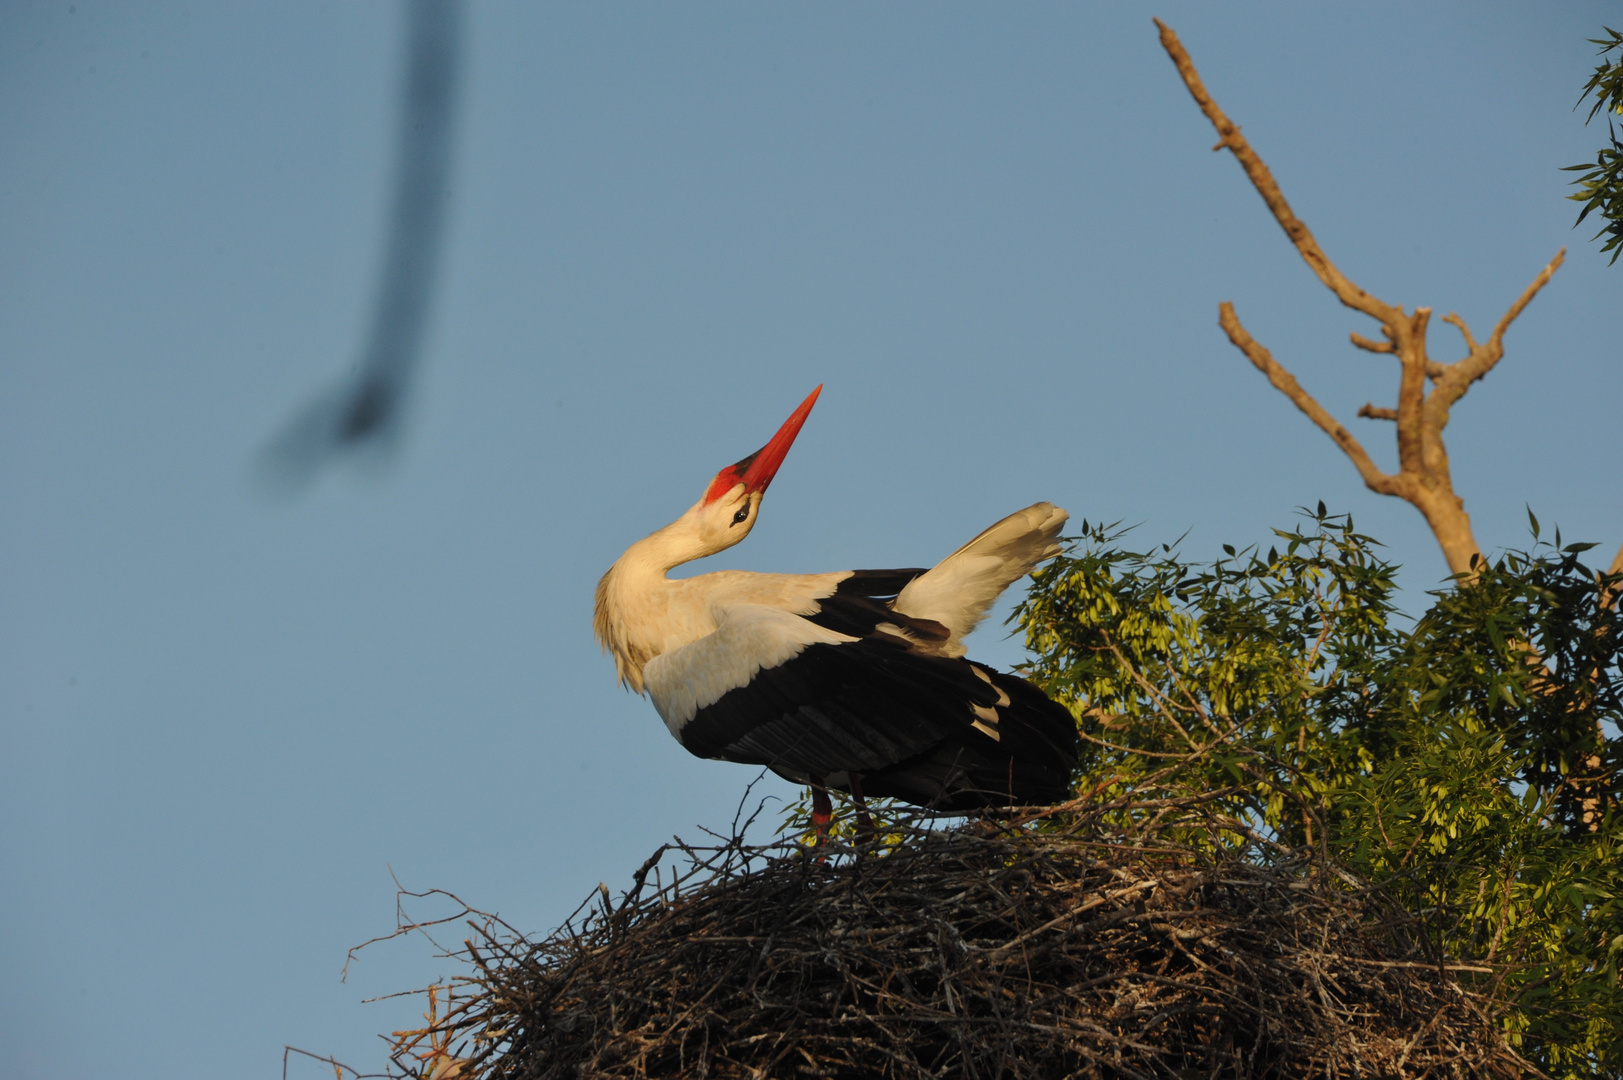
[595,388,1078,812]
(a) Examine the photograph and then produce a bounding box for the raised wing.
[895,502,1068,657]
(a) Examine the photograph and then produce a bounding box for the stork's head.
[596,384,823,687]
[687,385,821,555]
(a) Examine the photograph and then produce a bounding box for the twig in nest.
[370,799,1527,1080]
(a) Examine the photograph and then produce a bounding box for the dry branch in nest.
[374,800,1527,1080]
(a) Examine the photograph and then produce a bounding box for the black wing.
[678,633,1077,811]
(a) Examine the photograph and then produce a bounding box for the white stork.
[594,386,1079,831]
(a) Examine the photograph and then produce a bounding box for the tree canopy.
[1017,510,1623,1077]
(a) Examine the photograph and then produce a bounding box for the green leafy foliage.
[1565,27,1623,263]
[1016,509,1623,1076]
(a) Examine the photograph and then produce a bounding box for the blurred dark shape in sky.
[257,0,461,492]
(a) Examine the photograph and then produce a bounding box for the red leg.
[809,777,833,847]
[849,773,874,845]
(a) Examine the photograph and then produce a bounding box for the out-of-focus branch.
[1155,19,1565,578]
[256,0,462,494]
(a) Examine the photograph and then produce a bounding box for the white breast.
[643,604,857,739]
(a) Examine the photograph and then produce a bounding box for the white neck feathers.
[594,506,713,694]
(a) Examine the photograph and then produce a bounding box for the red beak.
[704,385,822,504]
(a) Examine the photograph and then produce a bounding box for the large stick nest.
[387,799,1525,1079]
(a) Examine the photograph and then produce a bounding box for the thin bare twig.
[1216,304,1400,499]
[1430,252,1565,411]
[1441,312,1479,354]
[282,1046,389,1080]
[1152,20,1391,321]
[1100,632,1203,750]
[342,872,521,983]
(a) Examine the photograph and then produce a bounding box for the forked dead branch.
[1152,20,1617,582]
[1154,21,1620,825]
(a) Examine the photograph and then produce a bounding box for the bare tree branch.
[1393,306,1430,483]
[1218,305,1402,497]
[1440,312,1479,354]
[1490,253,1565,351]
[1430,251,1565,411]
[1155,19,1394,323]
[1162,23,1615,835]
[1155,19,1568,579]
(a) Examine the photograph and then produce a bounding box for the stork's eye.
[731,503,750,526]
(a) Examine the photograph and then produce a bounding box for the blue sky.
[2,3,1618,1077]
